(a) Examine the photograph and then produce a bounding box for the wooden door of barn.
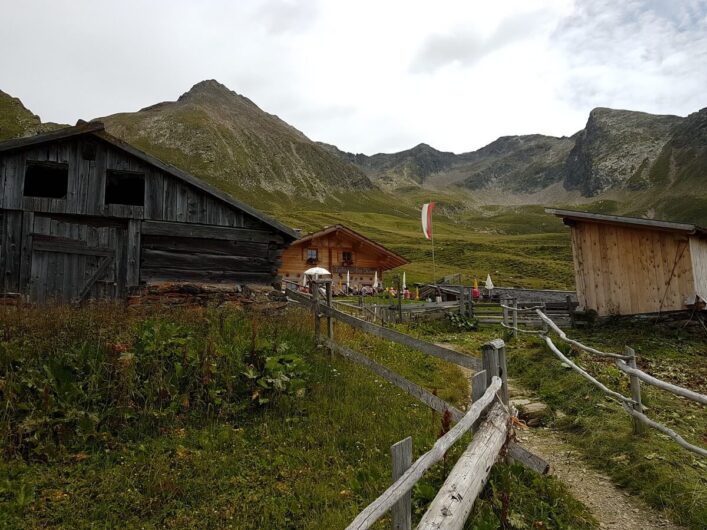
[23,214,128,303]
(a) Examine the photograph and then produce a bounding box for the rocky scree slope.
[329,107,706,202]
[563,107,682,196]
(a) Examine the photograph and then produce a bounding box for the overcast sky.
[1,0,706,154]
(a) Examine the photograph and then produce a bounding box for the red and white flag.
[421,202,435,240]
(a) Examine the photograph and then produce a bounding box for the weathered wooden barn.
[279,224,408,288]
[0,122,298,303]
[547,209,707,316]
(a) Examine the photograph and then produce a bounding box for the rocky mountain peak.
[177,79,259,110]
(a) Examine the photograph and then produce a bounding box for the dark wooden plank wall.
[0,210,22,293]
[0,134,291,299]
[140,233,283,284]
[0,136,269,229]
[28,214,128,303]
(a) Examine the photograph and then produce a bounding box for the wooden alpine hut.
[547,208,707,316]
[0,122,298,303]
[279,224,408,291]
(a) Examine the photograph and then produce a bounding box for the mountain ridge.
[1,81,705,224]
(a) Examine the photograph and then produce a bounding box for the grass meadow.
[0,303,595,529]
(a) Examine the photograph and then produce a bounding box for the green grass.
[270,193,575,289]
[421,318,707,530]
[0,304,596,529]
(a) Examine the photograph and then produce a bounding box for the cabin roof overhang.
[0,122,299,241]
[545,208,707,238]
[291,224,409,268]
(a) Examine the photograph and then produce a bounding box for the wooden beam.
[32,238,114,257]
[417,402,509,530]
[141,220,284,243]
[321,304,482,370]
[346,377,503,530]
[327,340,464,419]
[78,254,114,301]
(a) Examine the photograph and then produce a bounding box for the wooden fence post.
[325,280,333,343]
[471,370,488,433]
[481,339,508,405]
[471,370,488,404]
[391,437,413,530]
[311,279,321,345]
[459,285,465,316]
[541,302,548,333]
[502,299,509,328]
[512,298,518,339]
[626,346,645,434]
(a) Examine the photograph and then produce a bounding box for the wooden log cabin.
[279,224,408,289]
[547,209,707,316]
[0,122,298,303]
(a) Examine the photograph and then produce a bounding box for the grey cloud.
[553,0,707,113]
[410,8,556,73]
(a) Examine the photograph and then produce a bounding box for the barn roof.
[292,224,409,268]
[546,208,707,237]
[0,122,299,240]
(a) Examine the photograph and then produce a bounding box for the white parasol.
[304,267,331,278]
[346,269,350,290]
[402,272,407,290]
[373,271,379,289]
[485,274,494,290]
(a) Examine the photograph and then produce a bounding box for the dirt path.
[433,342,686,530]
[517,427,685,530]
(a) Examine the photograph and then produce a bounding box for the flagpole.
[431,222,436,285]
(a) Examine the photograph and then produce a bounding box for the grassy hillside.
[100,80,373,204]
[267,189,575,289]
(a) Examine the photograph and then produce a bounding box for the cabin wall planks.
[0,127,295,303]
[569,221,703,316]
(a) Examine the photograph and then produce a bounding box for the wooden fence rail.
[286,281,549,528]
[346,377,504,530]
[500,303,707,458]
[417,402,510,530]
[615,359,707,405]
[286,286,482,371]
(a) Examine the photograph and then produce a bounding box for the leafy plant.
[242,341,308,405]
[445,312,479,331]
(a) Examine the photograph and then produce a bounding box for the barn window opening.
[342,251,353,266]
[306,248,318,264]
[105,170,145,206]
[24,162,69,198]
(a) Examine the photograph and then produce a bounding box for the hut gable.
[280,224,408,287]
[0,123,297,302]
[547,208,707,316]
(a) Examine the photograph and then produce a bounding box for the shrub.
[0,304,310,460]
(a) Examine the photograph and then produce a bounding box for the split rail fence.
[285,281,549,530]
[501,303,707,458]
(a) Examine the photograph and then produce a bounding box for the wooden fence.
[501,304,707,458]
[285,281,549,529]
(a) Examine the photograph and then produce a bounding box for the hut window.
[105,170,145,206]
[24,162,69,198]
[342,251,353,265]
[307,249,318,260]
